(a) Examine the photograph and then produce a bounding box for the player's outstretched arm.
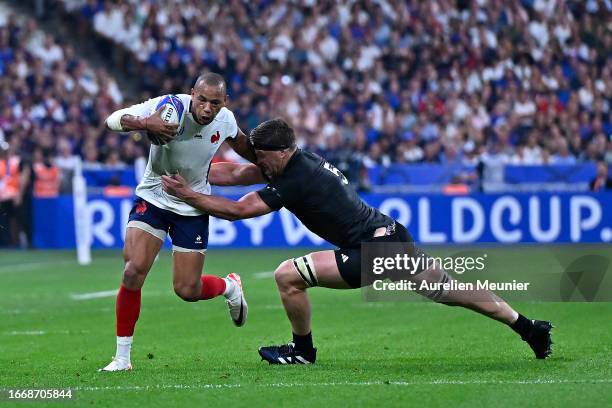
[105,104,178,144]
[225,128,257,163]
[209,162,266,186]
[161,174,272,220]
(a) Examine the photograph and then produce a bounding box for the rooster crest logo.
[135,201,147,215]
[211,131,221,144]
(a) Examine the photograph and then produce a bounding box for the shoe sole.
[232,295,247,327]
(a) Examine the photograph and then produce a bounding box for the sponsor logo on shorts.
[341,254,349,263]
[195,235,202,244]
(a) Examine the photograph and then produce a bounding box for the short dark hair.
[249,118,296,151]
[194,72,226,90]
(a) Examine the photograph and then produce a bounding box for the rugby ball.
[148,95,185,145]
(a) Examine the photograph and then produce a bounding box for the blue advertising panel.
[33,192,612,249]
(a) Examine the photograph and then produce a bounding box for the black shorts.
[334,221,414,289]
[127,197,209,253]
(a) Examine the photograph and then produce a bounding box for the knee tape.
[292,255,318,287]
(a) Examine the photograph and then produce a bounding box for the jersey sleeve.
[256,175,300,210]
[113,96,163,118]
[225,109,239,140]
[256,184,284,210]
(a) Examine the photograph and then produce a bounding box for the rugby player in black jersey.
[161,118,553,365]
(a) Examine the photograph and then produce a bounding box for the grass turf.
[0,248,610,407]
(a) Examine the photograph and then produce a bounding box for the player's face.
[254,149,287,179]
[190,84,227,125]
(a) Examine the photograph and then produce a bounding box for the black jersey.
[257,149,393,249]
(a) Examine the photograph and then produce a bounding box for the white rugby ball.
[149,95,185,145]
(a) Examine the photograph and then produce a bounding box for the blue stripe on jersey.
[156,95,185,120]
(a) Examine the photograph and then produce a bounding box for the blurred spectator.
[551,138,577,165]
[55,138,79,193]
[32,148,60,198]
[522,132,544,165]
[590,161,612,192]
[442,175,470,195]
[0,139,30,247]
[104,150,127,169]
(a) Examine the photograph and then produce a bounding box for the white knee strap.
[292,255,318,287]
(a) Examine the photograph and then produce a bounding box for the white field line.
[71,290,118,300]
[5,330,46,335]
[263,304,284,309]
[4,330,90,335]
[69,378,612,391]
[0,260,75,274]
[71,290,169,300]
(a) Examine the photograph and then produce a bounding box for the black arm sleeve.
[256,174,301,211]
[256,185,284,210]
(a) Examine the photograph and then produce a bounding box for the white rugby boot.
[98,357,132,372]
[224,273,248,327]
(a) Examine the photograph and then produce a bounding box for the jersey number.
[323,162,348,185]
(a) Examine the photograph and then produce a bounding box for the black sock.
[292,332,313,351]
[510,314,534,339]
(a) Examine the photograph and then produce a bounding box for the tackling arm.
[161,174,272,221]
[209,162,267,186]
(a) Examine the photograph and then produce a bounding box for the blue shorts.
[127,197,209,253]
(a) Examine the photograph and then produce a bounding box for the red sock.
[116,285,141,337]
[200,275,227,300]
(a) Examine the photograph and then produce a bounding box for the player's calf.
[410,261,554,358]
[173,281,201,302]
[172,274,248,326]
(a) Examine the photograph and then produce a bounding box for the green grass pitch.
[1,248,611,407]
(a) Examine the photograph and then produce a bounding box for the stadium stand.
[0,0,611,247]
[53,0,611,171]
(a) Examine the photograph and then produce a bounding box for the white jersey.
[117,94,238,216]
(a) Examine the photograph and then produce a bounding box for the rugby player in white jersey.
[99,72,259,371]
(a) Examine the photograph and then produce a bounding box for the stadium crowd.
[57,0,612,168]
[1,0,612,247]
[0,11,142,246]
[0,13,142,174]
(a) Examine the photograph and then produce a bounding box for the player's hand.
[144,106,179,144]
[161,173,191,200]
